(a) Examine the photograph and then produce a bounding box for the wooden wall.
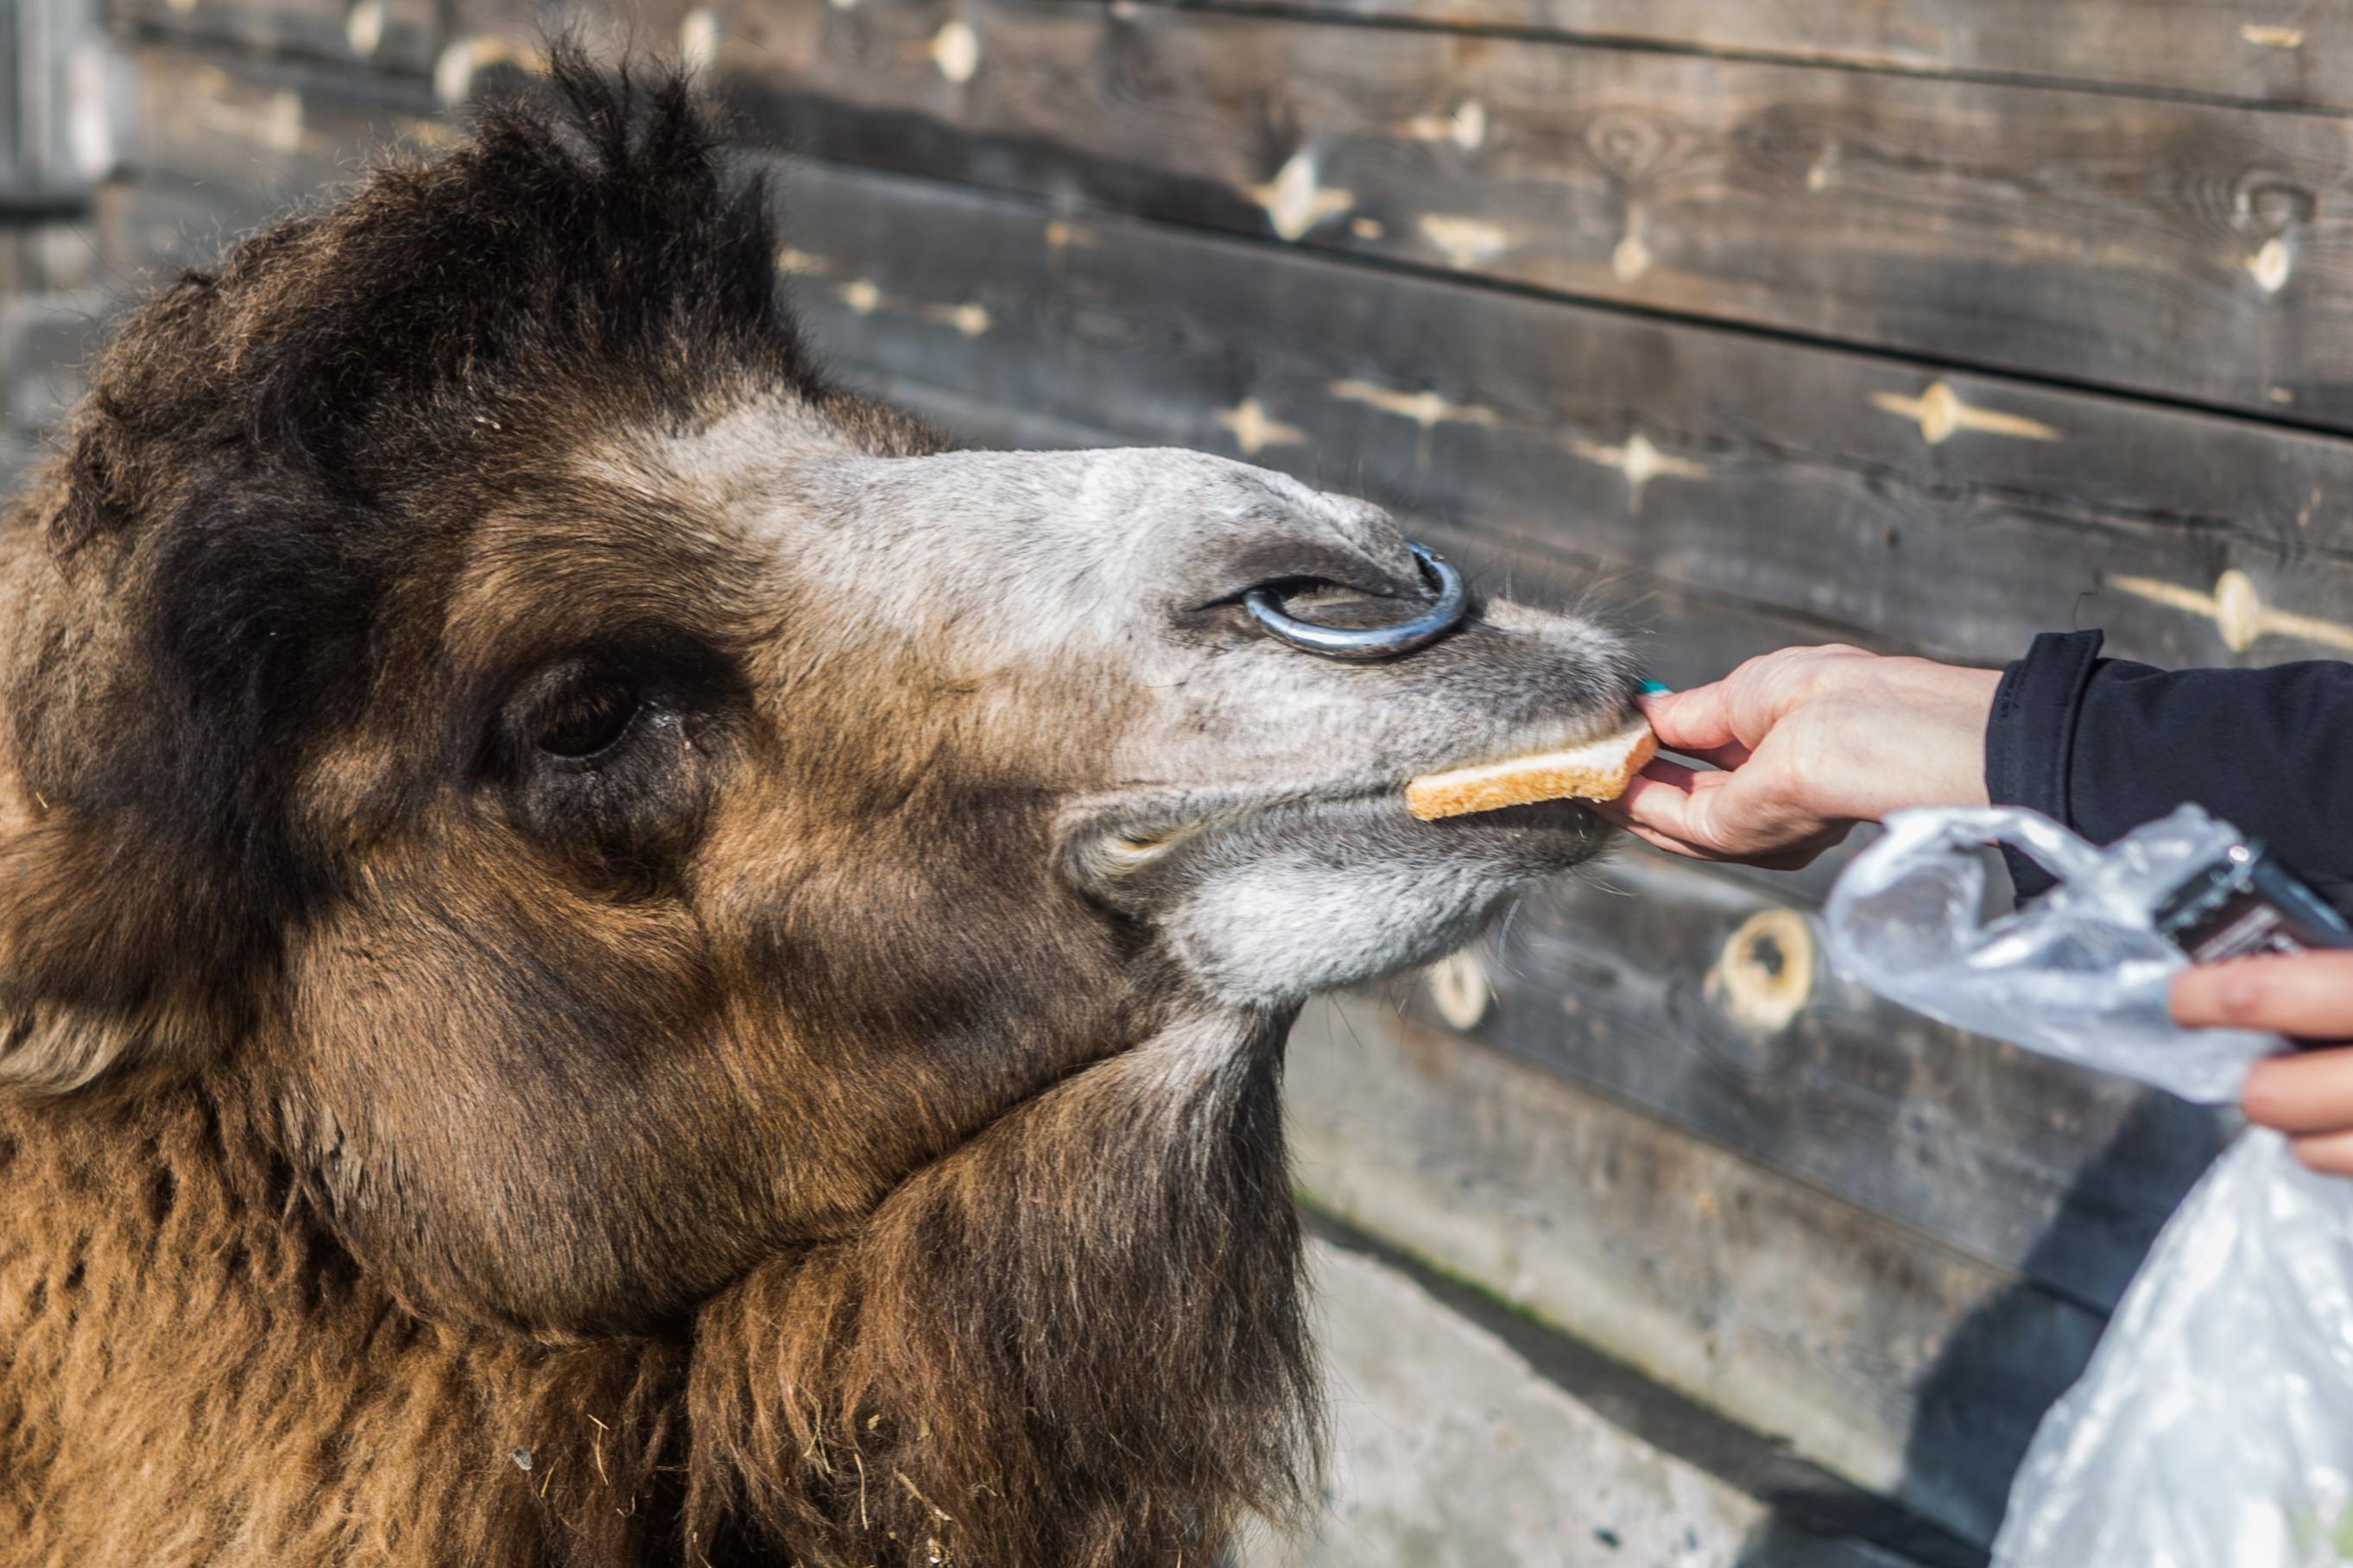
[9,1,2353,1560]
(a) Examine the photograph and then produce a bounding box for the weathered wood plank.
[111,0,441,78]
[111,47,2353,680]
[102,0,2353,115]
[1286,999,2110,1545]
[111,42,440,199]
[1175,0,2353,114]
[1412,844,2224,1314]
[187,0,2353,111]
[763,155,2353,672]
[576,0,2353,425]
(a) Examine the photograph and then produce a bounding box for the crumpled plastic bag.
[1825,805,2353,1567]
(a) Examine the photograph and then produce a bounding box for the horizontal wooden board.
[111,47,2353,680]
[1177,0,2353,114]
[570,0,2353,427]
[111,41,439,199]
[112,0,441,78]
[120,0,2353,115]
[1287,998,2109,1545]
[1413,845,2224,1314]
[762,155,2353,672]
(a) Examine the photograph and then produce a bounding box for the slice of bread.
[1407,718,1658,821]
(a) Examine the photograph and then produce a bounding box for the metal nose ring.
[1243,541,1467,661]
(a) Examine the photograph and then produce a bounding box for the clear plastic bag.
[1825,806,2353,1567]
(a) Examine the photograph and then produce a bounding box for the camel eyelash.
[534,682,644,762]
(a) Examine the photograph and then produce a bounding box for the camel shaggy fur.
[0,60,1638,1565]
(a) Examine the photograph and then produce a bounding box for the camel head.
[0,60,1634,1565]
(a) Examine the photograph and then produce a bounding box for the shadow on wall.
[1730,1094,2230,1568]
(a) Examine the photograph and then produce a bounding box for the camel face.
[225,411,1632,1334]
[3,51,1619,1351]
[787,440,1637,1005]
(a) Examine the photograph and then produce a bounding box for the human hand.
[1590,645,2002,869]
[2170,955,2353,1174]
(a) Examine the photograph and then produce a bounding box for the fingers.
[1638,643,1870,756]
[2169,954,2353,1040]
[1616,643,1943,869]
[2288,1129,2353,1177]
[1666,737,1755,772]
[1588,794,1846,869]
[1636,686,1740,756]
[1597,762,1719,844]
[1590,762,1848,865]
[2186,957,2353,1169]
[2241,1047,2353,1135]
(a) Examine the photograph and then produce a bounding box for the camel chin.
[1171,793,1615,1005]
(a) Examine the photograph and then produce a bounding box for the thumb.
[1639,681,1738,754]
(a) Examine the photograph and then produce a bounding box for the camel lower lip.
[1081,737,1622,880]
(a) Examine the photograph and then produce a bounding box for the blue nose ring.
[1243,542,1468,661]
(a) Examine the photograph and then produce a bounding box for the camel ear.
[0,805,227,1096]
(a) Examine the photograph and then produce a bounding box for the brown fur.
[0,1027,1307,1565]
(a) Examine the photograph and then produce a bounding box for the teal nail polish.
[1637,678,1672,695]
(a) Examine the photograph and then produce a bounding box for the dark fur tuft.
[29,54,820,1022]
[57,50,811,552]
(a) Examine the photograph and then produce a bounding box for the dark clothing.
[1986,629,2353,913]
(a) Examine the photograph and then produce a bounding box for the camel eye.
[536,683,642,760]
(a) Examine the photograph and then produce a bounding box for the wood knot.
[2213,569,2263,652]
[1581,110,1682,182]
[679,8,719,73]
[1705,909,1814,1034]
[345,0,384,54]
[930,20,979,84]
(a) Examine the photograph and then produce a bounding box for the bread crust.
[1406,719,1658,821]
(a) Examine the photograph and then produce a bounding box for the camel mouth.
[1401,710,1638,781]
[1066,768,1609,889]
[1073,709,1639,876]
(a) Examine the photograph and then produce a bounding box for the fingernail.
[1637,679,1673,695]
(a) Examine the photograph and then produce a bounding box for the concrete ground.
[1238,1239,1945,1568]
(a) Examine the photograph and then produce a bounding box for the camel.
[0,59,1639,1566]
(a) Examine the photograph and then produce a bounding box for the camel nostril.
[1242,542,1466,661]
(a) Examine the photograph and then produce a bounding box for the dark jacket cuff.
[1984,629,2105,899]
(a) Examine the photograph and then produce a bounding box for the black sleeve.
[1985,629,2353,912]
